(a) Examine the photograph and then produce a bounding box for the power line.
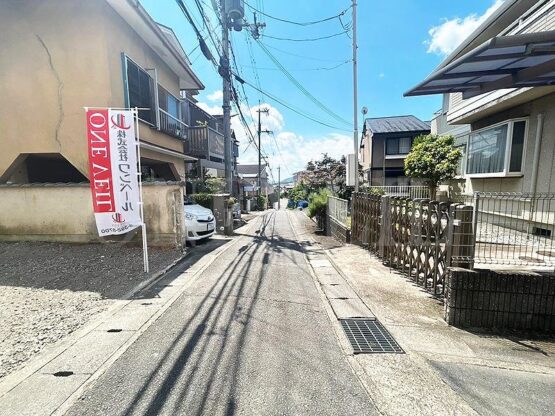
[175,0,217,65]
[245,1,351,26]
[255,40,351,126]
[260,42,350,62]
[263,31,349,42]
[234,73,351,132]
[239,61,351,72]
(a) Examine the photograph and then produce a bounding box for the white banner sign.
[86,109,142,236]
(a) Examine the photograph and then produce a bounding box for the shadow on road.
[122,211,277,415]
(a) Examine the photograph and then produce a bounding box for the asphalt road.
[66,210,377,416]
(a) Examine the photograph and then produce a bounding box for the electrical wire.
[234,73,351,132]
[245,1,351,26]
[260,42,350,63]
[175,0,217,65]
[255,40,351,126]
[239,61,351,72]
[263,31,349,42]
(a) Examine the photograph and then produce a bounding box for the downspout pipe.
[530,113,544,195]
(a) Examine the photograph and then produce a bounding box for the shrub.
[369,187,386,196]
[307,189,330,218]
[191,193,212,209]
[256,195,267,211]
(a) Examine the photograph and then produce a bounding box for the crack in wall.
[36,34,64,153]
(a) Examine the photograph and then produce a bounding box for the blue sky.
[141,0,503,180]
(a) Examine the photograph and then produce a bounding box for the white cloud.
[196,102,221,116]
[206,90,223,102]
[426,0,504,56]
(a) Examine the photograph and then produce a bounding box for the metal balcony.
[186,126,224,161]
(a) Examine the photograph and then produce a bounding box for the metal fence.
[351,193,381,252]
[368,185,430,199]
[350,193,470,295]
[469,192,555,268]
[328,195,349,227]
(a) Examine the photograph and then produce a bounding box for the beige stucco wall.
[454,92,555,195]
[0,183,185,247]
[0,0,185,183]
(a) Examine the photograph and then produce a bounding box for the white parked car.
[184,198,216,241]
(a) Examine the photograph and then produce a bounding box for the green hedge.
[307,189,329,218]
[256,195,267,211]
[191,193,212,209]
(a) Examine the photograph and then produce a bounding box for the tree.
[303,153,346,194]
[404,134,462,200]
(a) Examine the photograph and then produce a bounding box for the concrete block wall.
[327,217,350,244]
[446,267,555,331]
[0,182,185,247]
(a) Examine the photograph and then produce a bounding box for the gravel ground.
[0,241,183,379]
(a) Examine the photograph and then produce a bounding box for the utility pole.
[277,166,281,210]
[352,0,360,192]
[256,102,271,197]
[221,0,233,194]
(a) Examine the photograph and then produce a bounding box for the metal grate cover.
[340,319,403,354]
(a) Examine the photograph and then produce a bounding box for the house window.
[125,57,155,124]
[386,137,411,155]
[158,86,180,119]
[454,135,468,177]
[466,119,526,176]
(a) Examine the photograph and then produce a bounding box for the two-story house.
[407,0,555,196]
[1,0,203,185]
[183,97,239,179]
[359,115,431,186]
[0,0,206,244]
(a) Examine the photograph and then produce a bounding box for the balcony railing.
[369,185,430,199]
[159,108,187,140]
[186,126,224,160]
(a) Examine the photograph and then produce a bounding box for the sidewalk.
[293,210,555,416]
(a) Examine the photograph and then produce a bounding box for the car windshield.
[184,195,195,205]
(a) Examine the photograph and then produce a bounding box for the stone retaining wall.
[327,216,350,244]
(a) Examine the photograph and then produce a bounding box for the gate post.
[379,195,390,258]
[449,205,475,269]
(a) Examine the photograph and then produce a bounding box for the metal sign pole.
[134,107,149,273]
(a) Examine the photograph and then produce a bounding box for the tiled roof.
[364,115,431,134]
[237,164,268,176]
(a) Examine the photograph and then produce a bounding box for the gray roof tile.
[364,115,430,134]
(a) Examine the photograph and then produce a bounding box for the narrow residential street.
[65,209,377,416]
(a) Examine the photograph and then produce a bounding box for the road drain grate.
[340,319,403,354]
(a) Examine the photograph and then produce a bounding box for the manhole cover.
[53,371,74,377]
[340,319,403,354]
